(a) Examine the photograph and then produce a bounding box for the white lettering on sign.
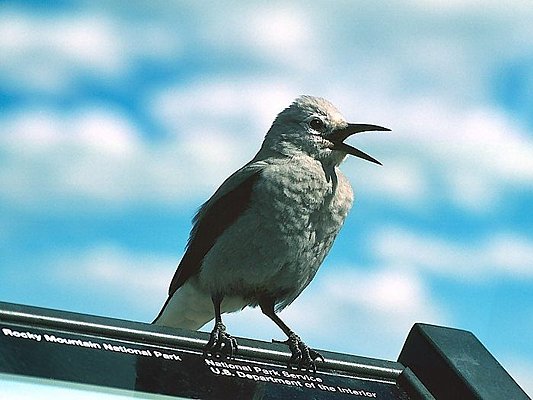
[1,326,183,363]
[2,328,42,342]
[153,350,182,361]
[102,342,152,357]
[44,334,102,349]
[204,356,382,397]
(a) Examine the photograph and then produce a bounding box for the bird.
[153,95,389,371]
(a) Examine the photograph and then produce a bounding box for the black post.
[398,323,530,400]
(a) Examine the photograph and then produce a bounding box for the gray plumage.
[154,95,388,369]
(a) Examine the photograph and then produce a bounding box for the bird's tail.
[152,282,215,331]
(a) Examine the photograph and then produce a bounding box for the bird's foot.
[273,332,324,372]
[204,321,238,359]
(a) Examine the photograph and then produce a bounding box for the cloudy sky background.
[1,0,532,396]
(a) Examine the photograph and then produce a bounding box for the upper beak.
[327,123,390,165]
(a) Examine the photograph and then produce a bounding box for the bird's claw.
[204,321,238,359]
[273,332,324,372]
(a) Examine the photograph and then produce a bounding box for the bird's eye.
[309,118,325,132]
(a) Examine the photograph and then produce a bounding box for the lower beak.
[328,123,390,165]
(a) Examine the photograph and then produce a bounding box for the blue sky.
[1,0,532,396]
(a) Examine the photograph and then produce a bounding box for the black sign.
[2,302,529,399]
[0,322,407,399]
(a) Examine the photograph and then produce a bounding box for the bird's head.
[262,95,389,166]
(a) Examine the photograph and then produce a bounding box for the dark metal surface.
[0,301,409,399]
[0,301,403,379]
[4,302,525,399]
[396,368,436,400]
[398,323,530,400]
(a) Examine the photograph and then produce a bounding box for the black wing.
[168,169,262,296]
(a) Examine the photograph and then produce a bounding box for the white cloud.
[1,1,532,216]
[2,87,532,217]
[213,4,320,72]
[51,244,174,315]
[2,107,141,154]
[149,78,297,140]
[0,106,253,210]
[223,266,447,360]
[149,72,533,216]
[372,227,533,280]
[346,154,431,209]
[0,7,182,93]
[342,96,533,213]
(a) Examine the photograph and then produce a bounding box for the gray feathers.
[154,95,385,333]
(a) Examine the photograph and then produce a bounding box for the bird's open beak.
[327,123,390,165]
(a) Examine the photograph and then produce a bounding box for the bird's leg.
[204,295,238,359]
[259,301,324,372]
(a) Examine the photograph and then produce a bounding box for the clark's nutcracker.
[154,95,389,370]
